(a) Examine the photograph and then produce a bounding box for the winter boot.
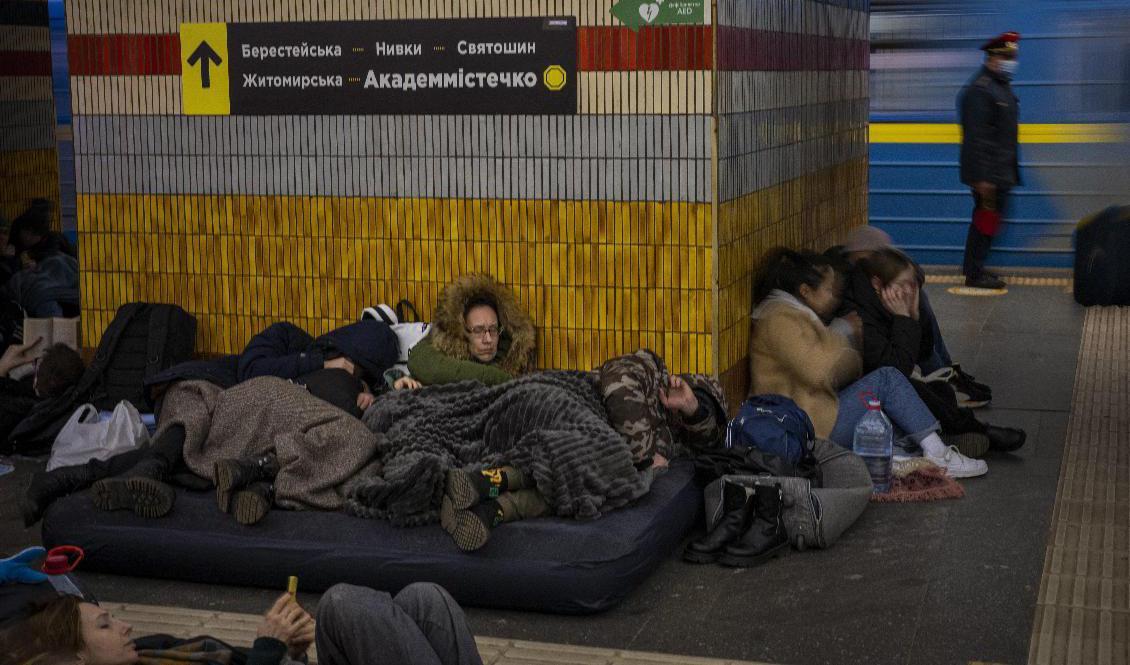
[440,488,546,552]
[684,482,751,564]
[91,458,175,519]
[985,425,1027,452]
[718,483,789,568]
[21,464,98,527]
[444,465,528,510]
[214,452,280,513]
[232,482,274,526]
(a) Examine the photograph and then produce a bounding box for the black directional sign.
[225,17,577,115]
[187,40,223,89]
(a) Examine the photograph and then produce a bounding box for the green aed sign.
[610,0,705,31]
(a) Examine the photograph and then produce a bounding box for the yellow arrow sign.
[180,23,230,115]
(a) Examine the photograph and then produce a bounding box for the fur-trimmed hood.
[429,274,536,376]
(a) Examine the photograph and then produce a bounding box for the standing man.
[958,31,1020,290]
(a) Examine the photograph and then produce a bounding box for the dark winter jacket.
[959,66,1020,188]
[238,320,399,386]
[839,267,934,378]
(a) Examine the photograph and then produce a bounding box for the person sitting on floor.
[840,245,1025,456]
[3,579,482,665]
[405,274,536,387]
[0,340,84,446]
[832,225,994,407]
[749,247,987,478]
[20,319,402,527]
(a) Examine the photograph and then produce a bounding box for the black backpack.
[6,303,197,455]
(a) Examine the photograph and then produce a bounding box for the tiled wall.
[1,0,60,226]
[67,1,868,405]
[715,0,870,401]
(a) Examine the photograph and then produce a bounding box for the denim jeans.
[829,367,940,451]
[917,289,953,374]
[315,583,483,665]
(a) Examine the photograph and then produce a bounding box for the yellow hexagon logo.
[543,65,567,91]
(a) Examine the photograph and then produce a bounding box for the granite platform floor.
[0,280,1087,665]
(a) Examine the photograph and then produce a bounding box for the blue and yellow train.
[870,0,1130,268]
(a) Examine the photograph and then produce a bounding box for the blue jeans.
[918,289,953,374]
[830,367,940,450]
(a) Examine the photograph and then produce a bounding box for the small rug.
[871,457,965,503]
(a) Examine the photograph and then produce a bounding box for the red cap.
[981,32,1020,54]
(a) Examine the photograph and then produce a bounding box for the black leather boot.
[985,425,1026,452]
[91,458,175,519]
[232,482,274,526]
[684,484,751,564]
[718,483,789,567]
[21,463,98,527]
[214,452,280,513]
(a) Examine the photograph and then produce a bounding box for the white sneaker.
[926,445,988,479]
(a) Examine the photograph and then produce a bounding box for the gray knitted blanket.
[343,371,653,526]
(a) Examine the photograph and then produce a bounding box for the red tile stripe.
[68,28,713,76]
[0,51,52,76]
[717,28,868,71]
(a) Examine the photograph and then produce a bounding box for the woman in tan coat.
[749,248,986,478]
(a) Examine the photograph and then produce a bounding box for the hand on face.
[659,375,699,417]
[323,356,356,376]
[0,336,42,375]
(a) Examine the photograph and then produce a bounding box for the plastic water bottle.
[853,399,893,493]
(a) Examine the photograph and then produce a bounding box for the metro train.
[869,0,1130,268]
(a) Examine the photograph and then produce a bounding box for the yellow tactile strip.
[1029,306,1130,665]
[104,601,776,665]
[925,274,1073,288]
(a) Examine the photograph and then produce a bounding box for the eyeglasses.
[465,324,503,339]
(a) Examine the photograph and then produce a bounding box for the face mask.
[997,59,1019,78]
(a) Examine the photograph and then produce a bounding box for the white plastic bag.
[47,401,150,471]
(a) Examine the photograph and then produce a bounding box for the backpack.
[725,394,816,468]
[7,303,197,455]
[361,300,429,366]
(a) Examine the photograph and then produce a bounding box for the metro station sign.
[180,17,577,115]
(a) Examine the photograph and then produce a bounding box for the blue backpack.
[726,394,816,465]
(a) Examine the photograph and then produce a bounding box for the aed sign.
[180,17,577,115]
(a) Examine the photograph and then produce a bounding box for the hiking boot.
[718,484,789,567]
[214,452,280,513]
[21,464,98,527]
[232,482,274,526]
[92,477,175,519]
[985,425,1027,453]
[444,466,525,510]
[685,483,751,564]
[942,432,991,458]
[964,274,1006,290]
[441,495,502,552]
[926,445,988,479]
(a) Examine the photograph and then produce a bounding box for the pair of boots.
[438,466,539,552]
[684,481,789,567]
[213,452,279,526]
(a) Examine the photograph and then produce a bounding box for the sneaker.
[942,432,991,458]
[926,445,988,479]
[964,274,1006,290]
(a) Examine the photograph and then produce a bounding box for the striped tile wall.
[715,0,870,403]
[67,0,869,401]
[1,0,60,224]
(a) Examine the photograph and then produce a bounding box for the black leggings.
[83,424,187,480]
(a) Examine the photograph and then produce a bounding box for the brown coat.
[750,303,862,439]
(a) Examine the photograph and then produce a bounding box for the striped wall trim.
[0,25,51,50]
[0,76,53,101]
[0,50,51,76]
[64,1,712,32]
[716,70,868,114]
[717,28,868,71]
[69,27,714,76]
[870,123,1129,144]
[72,115,714,159]
[717,0,868,40]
